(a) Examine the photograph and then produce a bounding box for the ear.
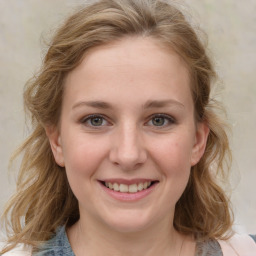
[190,121,209,166]
[45,125,65,167]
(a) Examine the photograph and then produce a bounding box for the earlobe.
[45,125,65,167]
[191,122,209,166]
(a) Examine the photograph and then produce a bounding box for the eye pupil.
[91,117,103,126]
[152,117,165,126]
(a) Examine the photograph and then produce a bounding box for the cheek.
[61,135,108,190]
[152,135,193,169]
[149,134,193,190]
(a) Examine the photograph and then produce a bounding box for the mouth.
[99,180,159,193]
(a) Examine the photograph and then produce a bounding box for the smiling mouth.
[101,181,158,193]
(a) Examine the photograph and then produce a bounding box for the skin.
[47,36,209,256]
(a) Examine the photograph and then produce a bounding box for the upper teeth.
[105,182,151,193]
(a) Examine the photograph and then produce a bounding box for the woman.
[1,0,255,255]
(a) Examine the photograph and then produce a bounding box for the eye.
[81,114,109,127]
[146,114,175,127]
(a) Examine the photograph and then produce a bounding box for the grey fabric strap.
[33,226,74,256]
[249,234,256,243]
[195,239,223,256]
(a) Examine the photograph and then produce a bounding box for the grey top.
[33,226,255,256]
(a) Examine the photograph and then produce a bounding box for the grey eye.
[90,117,104,126]
[146,114,175,128]
[81,114,110,128]
[152,117,166,126]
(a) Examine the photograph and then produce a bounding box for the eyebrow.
[72,99,184,110]
[72,101,112,110]
[143,99,184,109]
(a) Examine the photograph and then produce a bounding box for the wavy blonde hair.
[1,0,233,253]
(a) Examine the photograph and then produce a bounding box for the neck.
[67,215,187,256]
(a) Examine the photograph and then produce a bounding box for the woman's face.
[47,37,208,233]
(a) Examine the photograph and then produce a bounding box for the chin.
[101,210,158,234]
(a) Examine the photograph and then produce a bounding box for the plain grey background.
[0,0,255,238]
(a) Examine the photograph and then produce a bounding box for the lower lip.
[99,182,158,201]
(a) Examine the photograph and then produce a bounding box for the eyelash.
[80,113,176,128]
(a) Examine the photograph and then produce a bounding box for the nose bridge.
[109,120,147,170]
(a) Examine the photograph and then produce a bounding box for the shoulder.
[1,227,73,256]
[218,233,256,256]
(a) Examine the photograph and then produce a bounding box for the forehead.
[63,36,192,108]
[75,36,189,79]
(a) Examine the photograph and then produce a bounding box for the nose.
[109,123,147,171]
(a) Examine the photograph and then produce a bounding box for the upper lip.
[99,178,158,185]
